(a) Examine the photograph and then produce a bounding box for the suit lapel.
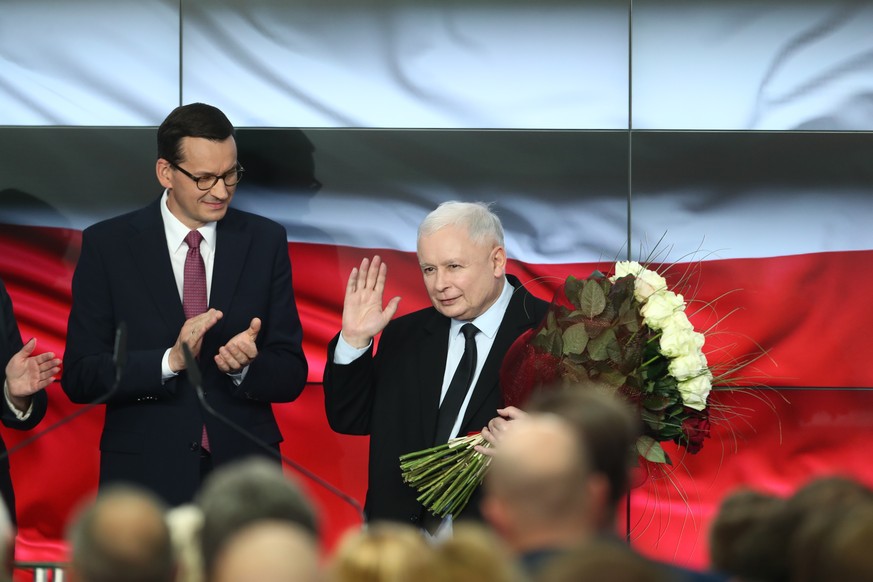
[209,211,251,340]
[128,200,186,332]
[459,279,541,433]
[419,312,451,444]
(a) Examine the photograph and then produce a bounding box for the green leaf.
[606,335,624,366]
[598,369,627,388]
[578,279,607,318]
[546,309,558,331]
[561,323,589,355]
[640,409,664,431]
[636,435,672,465]
[587,327,616,361]
[643,394,673,412]
[564,276,584,309]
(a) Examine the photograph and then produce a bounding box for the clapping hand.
[5,338,61,410]
[215,317,261,374]
[169,309,223,372]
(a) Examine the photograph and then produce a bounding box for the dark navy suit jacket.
[324,275,548,525]
[62,197,307,505]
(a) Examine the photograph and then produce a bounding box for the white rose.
[662,310,693,332]
[668,353,708,380]
[660,326,705,359]
[633,268,668,302]
[612,261,644,280]
[641,291,685,330]
[678,375,711,411]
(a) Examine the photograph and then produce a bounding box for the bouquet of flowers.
[400,260,718,518]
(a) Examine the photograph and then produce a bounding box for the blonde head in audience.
[211,520,320,582]
[166,504,205,582]
[327,522,438,582]
[431,522,524,582]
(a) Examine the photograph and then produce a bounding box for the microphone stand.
[181,342,365,523]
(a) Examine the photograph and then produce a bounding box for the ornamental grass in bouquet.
[400,260,723,519]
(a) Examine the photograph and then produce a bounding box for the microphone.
[181,341,365,523]
[0,322,128,462]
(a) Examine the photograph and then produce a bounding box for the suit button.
[189,442,200,452]
[409,515,419,524]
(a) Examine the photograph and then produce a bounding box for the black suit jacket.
[0,279,48,523]
[323,275,548,525]
[61,197,307,506]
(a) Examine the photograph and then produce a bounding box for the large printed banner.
[1,126,872,567]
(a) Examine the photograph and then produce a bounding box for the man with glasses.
[62,103,308,506]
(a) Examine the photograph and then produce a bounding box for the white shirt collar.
[450,277,513,339]
[160,189,217,251]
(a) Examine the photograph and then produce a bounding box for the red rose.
[499,330,563,408]
[681,413,711,454]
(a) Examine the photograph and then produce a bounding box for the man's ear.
[482,492,511,538]
[586,473,613,532]
[491,245,507,276]
[156,158,173,189]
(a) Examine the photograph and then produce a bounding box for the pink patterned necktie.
[183,230,207,319]
[183,230,210,452]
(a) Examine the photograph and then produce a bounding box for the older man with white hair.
[324,201,549,532]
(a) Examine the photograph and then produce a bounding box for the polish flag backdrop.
[1,188,871,568]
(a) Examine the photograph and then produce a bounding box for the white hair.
[417,201,505,248]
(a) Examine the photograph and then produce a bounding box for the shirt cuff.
[161,348,179,382]
[163,349,247,385]
[228,366,248,386]
[334,334,371,365]
[4,380,34,421]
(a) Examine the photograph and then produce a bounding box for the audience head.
[416,201,507,321]
[708,488,782,576]
[523,383,642,532]
[66,484,175,582]
[806,501,873,582]
[483,411,596,554]
[196,457,318,580]
[166,504,205,582]
[722,475,873,582]
[535,538,678,582]
[211,520,320,582]
[787,477,873,582]
[327,522,438,582]
[431,522,524,582]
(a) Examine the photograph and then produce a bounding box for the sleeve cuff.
[161,348,179,382]
[334,334,371,365]
[4,380,34,421]
[228,366,248,386]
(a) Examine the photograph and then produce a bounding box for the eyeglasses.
[169,162,245,191]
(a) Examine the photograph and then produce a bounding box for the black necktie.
[434,323,479,445]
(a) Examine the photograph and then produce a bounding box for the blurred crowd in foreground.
[5,386,870,582]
